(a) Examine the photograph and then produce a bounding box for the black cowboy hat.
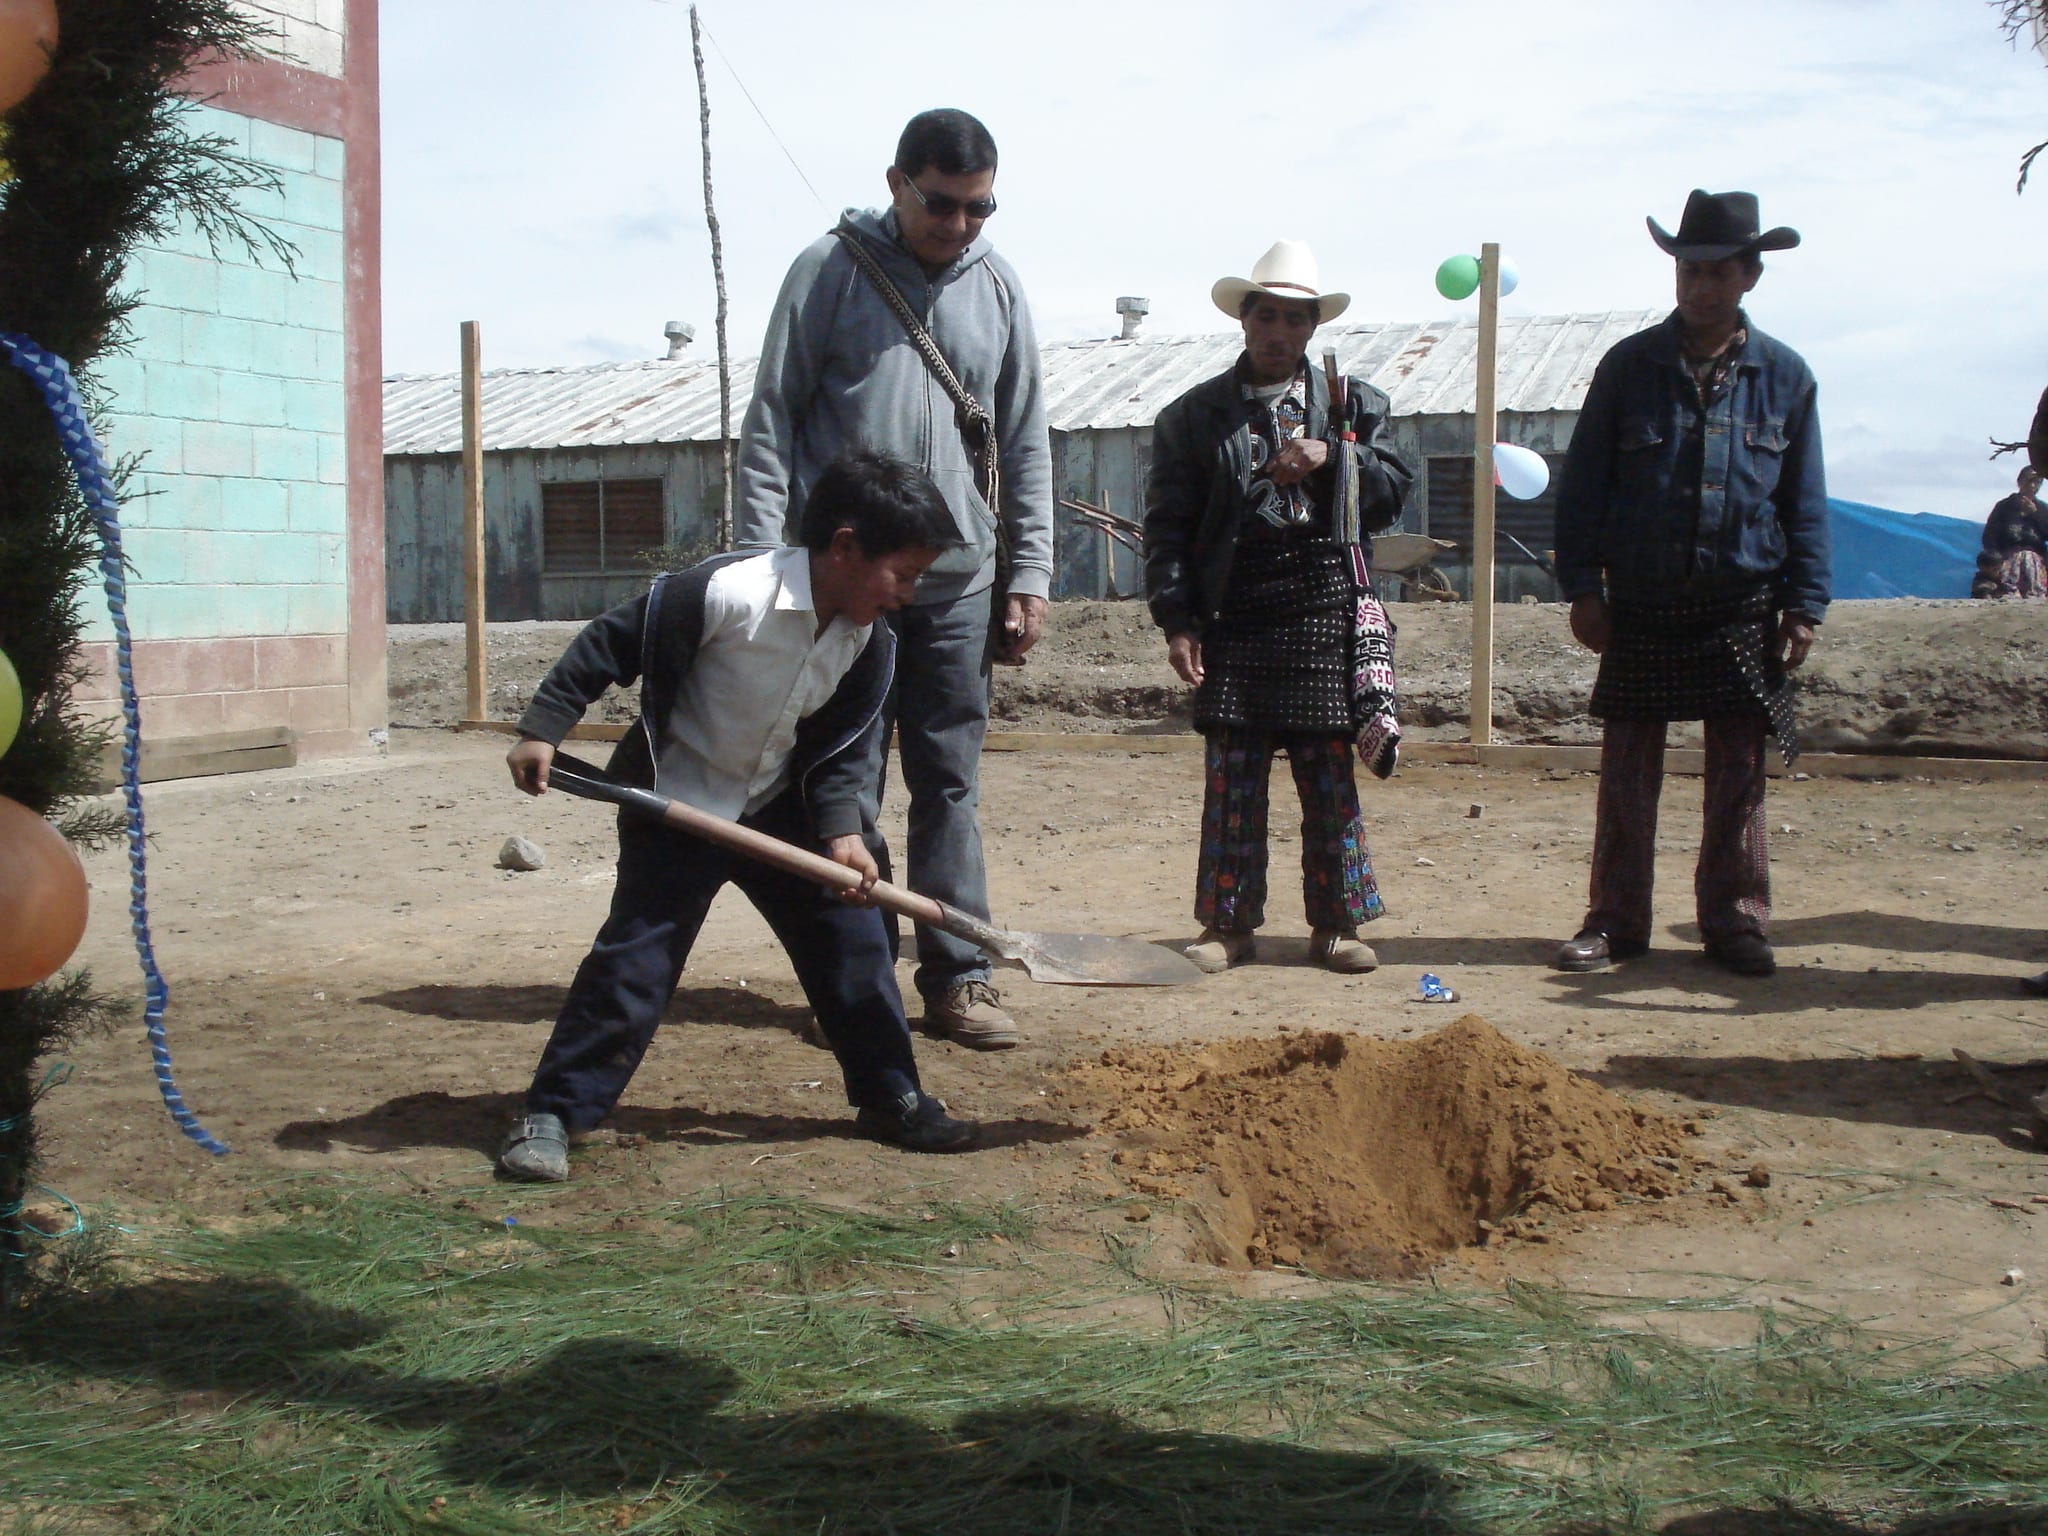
[1646,189,1801,262]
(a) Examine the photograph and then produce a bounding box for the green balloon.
[1435,254,1481,302]
[0,649,18,762]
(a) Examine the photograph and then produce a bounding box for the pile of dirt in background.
[388,598,2048,758]
[1060,1016,1693,1279]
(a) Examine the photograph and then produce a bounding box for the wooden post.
[1099,491,1114,599]
[461,319,487,723]
[690,5,734,550]
[1469,244,1500,746]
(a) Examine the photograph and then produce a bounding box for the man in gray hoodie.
[736,108,1054,1049]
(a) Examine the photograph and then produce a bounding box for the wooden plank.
[981,731,2048,781]
[986,731,1200,754]
[444,722,2048,783]
[461,319,487,721]
[455,719,627,742]
[1470,242,1500,746]
[95,726,296,789]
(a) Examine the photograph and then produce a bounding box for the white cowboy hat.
[1210,239,1350,322]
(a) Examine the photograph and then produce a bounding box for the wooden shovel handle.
[543,752,953,931]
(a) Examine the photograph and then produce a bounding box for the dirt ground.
[391,597,2048,757]
[31,601,2048,1366]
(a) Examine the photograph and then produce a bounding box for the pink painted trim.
[341,0,387,735]
[180,52,347,139]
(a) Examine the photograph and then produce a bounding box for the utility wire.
[696,18,828,208]
[641,1,826,208]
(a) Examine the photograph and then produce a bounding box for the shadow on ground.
[275,1089,1089,1158]
[1590,1054,2048,1148]
[362,982,812,1034]
[7,1277,2038,1535]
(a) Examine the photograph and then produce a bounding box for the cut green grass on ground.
[1,1179,2044,1535]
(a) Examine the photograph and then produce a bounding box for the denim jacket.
[1554,310,1830,621]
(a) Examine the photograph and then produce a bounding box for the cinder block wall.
[74,0,384,764]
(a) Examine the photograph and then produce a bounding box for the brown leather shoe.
[1704,933,1776,977]
[921,979,1021,1050]
[1553,930,1648,973]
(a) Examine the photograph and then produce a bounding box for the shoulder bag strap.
[831,225,1001,525]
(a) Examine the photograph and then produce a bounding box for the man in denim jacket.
[1552,191,1830,979]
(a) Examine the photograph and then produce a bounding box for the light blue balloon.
[1497,254,1521,297]
[1494,442,1550,501]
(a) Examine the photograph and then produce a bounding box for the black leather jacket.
[1141,356,1413,637]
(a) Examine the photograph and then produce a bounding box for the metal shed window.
[1424,455,1560,564]
[542,478,665,573]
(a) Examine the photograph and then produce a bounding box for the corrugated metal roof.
[383,310,1664,456]
[1037,311,1665,429]
[382,356,763,456]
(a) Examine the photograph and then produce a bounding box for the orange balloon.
[0,0,59,117]
[0,792,89,990]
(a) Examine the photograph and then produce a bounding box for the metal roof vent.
[663,320,695,360]
[1115,296,1149,340]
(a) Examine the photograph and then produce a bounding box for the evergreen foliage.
[0,0,290,1302]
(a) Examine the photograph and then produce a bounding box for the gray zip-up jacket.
[734,207,1054,607]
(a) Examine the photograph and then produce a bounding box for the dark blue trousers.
[524,793,922,1132]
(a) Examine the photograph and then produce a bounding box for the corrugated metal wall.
[389,409,1581,620]
[384,442,726,622]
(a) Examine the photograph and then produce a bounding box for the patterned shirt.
[1680,326,1748,410]
[1241,369,1318,531]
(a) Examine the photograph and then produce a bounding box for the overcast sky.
[379,0,2047,522]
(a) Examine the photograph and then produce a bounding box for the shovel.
[541,753,1203,988]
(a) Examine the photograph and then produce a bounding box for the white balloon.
[1494,442,1550,500]
[1497,254,1521,297]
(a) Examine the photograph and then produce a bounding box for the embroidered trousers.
[1583,714,1771,947]
[1195,727,1384,933]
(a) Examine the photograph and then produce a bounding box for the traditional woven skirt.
[1195,539,1357,735]
[1994,549,2048,599]
[1591,585,1800,760]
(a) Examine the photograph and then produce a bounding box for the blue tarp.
[1826,498,1981,600]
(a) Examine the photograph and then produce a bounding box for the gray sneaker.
[921,978,1021,1050]
[497,1112,570,1182]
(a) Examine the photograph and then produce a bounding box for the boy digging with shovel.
[497,451,976,1182]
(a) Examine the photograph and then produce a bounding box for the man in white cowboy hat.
[1142,240,1413,976]
[1551,190,1830,980]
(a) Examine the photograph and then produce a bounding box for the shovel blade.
[991,930,1204,987]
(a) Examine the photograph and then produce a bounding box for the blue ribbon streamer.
[1,333,229,1157]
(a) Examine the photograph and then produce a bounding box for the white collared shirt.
[654,547,871,821]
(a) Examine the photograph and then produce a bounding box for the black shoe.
[854,1090,978,1153]
[1553,930,1648,973]
[2022,971,2048,999]
[1704,933,1777,977]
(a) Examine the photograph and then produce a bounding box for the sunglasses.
[899,176,997,222]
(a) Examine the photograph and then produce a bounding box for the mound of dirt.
[1062,1015,1693,1279]
[389,598,2048,759]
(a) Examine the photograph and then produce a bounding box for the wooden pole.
[1099,491,1114,599]
[1469,244,1500,746]
[690,5,734,550]
[461,319,487,722]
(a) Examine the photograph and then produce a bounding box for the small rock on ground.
[498,835,546,871]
